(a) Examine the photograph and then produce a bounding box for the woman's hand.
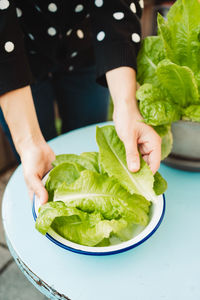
[20,140,55,204]
[0,86,55,203]
[106,66,161,174]
[113,99,161,174]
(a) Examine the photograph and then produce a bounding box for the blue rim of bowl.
[32,194,166,256]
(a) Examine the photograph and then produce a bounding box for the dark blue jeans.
[0,65,110,160]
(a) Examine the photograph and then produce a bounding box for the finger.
[142,154,149,165]
[28,175,48,204]
[124,134,140,172]
[148,146,161,174]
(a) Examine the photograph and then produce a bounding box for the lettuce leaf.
[182,105,200,122]
[96,125,161,201]
[52,215,128,247]
[137,84,181,126]
[36,201,129,246]
[80,152,100,173]
[158,0,200,76]
[153,125,173,160]
[137,36,165,86]
[52,153,99,173]
[45,162,81,201]
[157,59,199,108]
[54,170,150,226]
[153,172,168,196]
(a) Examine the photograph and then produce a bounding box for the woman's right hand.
[0,86,55,204]
[20,140,55,204]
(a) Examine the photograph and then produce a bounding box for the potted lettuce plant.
[136,0,200,170]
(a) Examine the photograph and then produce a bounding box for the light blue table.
[2,123,200,300]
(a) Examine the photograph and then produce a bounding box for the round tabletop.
[2,122,200,300]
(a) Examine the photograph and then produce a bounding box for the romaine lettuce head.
[137,0,200,125]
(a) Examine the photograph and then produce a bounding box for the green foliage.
[182,105,200,122]
[137,0,200,159]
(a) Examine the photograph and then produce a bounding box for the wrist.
[16,132,46,157]
[113,97,143,122]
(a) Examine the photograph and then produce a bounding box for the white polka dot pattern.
[139,0,144,9]
[0,0,9,10]
[132,33,140,43]
[16,7,22,17]
[35,5,41,12]
[130,3,136,13]
[77,29,84,39]
[95,0,103,7]
[75,4,83,13]
[97,31,105,41]
[48,27,57,36]
[4,41,14,53]
[1,0,142,89]
[28,33,34,40]
[48,3,57,12]
[71,51,78,58]
[69,65,74,71]
[113,12,124,20]
[66,29,72,36]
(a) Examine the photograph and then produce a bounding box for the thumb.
[29,175,48,204]
[124,134,140,172]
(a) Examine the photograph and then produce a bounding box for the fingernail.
[129,161,139,172]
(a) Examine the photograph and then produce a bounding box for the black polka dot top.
[0,0,143,95]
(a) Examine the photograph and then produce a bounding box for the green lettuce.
[54,170,150,225]
[52,152,100,173]
[36,126,167,247]
[153,172,168,196]
[137,83,181,126]
[157,59,199,108]
[182,105,200,122]
[137,36,165,86]
[36,201,129,246]
[45,162,81,201]
[96,125,162,201]
[157,0,200,78]
[153,125,173,160]
[136,0,200,160]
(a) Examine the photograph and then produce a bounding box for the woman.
[0,0,161,203]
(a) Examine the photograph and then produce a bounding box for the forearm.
[0,86,44,155]
[106,67,142,120]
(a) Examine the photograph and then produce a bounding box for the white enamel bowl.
[33,173,165,256]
